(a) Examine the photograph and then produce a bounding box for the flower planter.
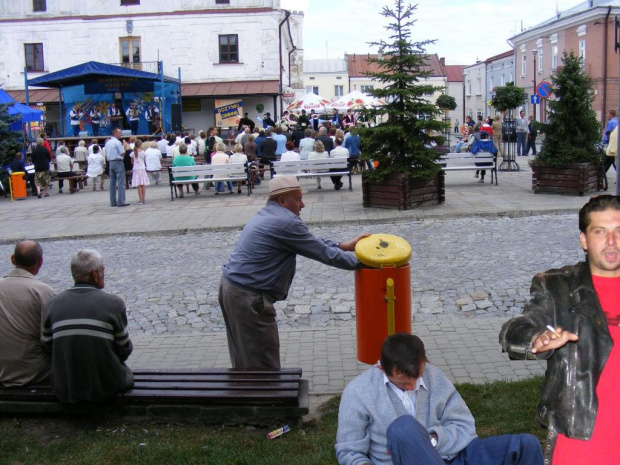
[362,171,445,210]
[531,162,602,196]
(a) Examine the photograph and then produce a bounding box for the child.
[130,139,150,204]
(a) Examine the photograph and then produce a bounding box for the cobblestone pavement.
[1,213,580,336]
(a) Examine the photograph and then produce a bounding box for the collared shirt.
[105,136,124,162]
[383,372,426,417]
[222,201,360,302]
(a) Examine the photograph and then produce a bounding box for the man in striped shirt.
[42,249,133,404]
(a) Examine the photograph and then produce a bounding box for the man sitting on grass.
[42,249,133,403]
[335,333,543,465]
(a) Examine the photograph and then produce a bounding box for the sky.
[280,0,585,65]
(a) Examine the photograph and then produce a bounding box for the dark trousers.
[129,119,139,135]
[525,136,537,155]
[603,155,617,175]
[386,416,543,465]
[92,123,100,136]
[57,171,76,191]
[516,132,527,156]
[218,276,280,370]
[72,124,80,137]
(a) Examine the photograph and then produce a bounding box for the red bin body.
[354,264,411,364]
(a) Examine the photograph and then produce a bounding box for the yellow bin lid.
[355,234,412,268]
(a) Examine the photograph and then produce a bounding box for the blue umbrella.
[0,88,44,130]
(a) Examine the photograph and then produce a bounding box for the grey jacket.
[499,261,611,460]
[335,364,476,465]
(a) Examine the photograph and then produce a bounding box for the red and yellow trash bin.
[9,172,27,201]
[355,234,412,364]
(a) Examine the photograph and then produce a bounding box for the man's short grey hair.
[179,143,188,154]
[71,249,104,282]
[319,127,327,135]
[215,142,227,152]
[36,137,44,146]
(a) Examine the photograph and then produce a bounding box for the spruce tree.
[535,50,600,167]
[0,103,23,166]
[359,0,445,181]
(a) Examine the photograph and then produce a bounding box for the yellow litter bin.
[10,172,27,201]
[354,234,412,364]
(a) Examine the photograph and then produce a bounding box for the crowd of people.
[1,191,620,464]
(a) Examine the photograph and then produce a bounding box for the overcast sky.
[280,0,584,65]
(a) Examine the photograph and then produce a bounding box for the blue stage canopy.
[27,61,177,89]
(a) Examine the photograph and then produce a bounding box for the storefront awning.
[182,80,279,97]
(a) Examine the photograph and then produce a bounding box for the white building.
[303,59,348,100]
[463,61,486,121]
[0,0,303,134]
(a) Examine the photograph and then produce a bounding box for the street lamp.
[532,49,538,121]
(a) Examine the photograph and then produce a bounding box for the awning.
[181,80,279,97]
[6,89,59,103]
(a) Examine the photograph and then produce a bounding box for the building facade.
[0,0,303,134]
[486,50,515,117]
[302,59,348,100]
[510,0,620,123]
[463,61,486,121]
[444,64,465,130]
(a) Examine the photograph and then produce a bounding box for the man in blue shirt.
[104,128,130,207]
[219,176,368,370]
[273,126,287,157]
[602,109,618,146]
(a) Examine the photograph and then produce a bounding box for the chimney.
[588,0,593,7]
[440,57,445,66]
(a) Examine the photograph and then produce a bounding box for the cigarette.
[546,325,561,337]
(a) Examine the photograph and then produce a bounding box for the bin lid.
[355,234,411,268]
[11,172,25,176]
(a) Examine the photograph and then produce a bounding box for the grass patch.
[0,377,545,464]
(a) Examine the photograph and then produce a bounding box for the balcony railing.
[110,61,161,74]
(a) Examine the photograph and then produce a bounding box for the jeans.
[108,160,126,206]
[130,119,139,135]
[72,124,80,137]
[92,123,100,136]
[215,181,233,192]
[455,141,466,153]
[386,416,543,465]
[516,132,527,156]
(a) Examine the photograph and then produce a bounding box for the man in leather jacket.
[499,195,620,464]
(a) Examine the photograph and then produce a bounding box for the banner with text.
[215,99,242,128]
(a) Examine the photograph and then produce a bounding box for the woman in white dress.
[86,145,106,190]
[131,139,150,204]
[229,143,248,194]
[144,141,163,185]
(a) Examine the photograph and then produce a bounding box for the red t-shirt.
[553,275,620,463]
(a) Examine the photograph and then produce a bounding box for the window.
[120,0,140,5]
[579,39,586,66]
[334,85,344,97]
[489,77,493,92]
[305,86,319,95]
[33,0,46,11]
[215,0,230,3]
[360,85,374,93]
[25,43,44,72]
[521,54,527,76]
[120,37,141,69]
[476,78,481,95]
[500,74,505,86]
[466,80,471,96]
[552,46,558,69]
[219,34,238,63]
[538,50,543,74]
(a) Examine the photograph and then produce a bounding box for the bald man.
[0,240,55,387]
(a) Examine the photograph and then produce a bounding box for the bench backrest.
[438,152,495,167]
[170,162,247,178]
[272,157,349,174]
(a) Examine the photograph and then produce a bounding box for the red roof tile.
[182,80,279,97]
[347,53,446,78]
[444,65,466,82]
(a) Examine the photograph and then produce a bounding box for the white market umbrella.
[286,92,332,114]
[329,90,386,113]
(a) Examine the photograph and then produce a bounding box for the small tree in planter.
[436,94,457,147]
[491,82,525,118]
[359,0,447,209]
[531,51,602,195]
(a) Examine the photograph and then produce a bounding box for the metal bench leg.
[348,172,352,191]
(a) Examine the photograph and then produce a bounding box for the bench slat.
[123,388,298,402]
[132,381,299,390]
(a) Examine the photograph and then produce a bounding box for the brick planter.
[531,162,602,196]
[362,171,445,210]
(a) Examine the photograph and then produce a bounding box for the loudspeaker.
[171,104,182,131]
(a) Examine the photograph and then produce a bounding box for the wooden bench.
[0,368,309,426]
[57,173,90,193]
[168,163,250,200]
[437,152,498,186]
[271,158,352,191]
